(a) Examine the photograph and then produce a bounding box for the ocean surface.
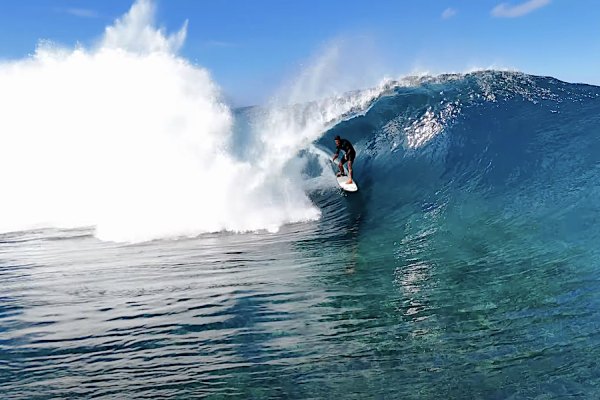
[2,70,600,399]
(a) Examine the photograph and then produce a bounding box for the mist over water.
[0,0,387,242]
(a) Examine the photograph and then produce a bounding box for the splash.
[0,0,324,242]
[251,42,392,193]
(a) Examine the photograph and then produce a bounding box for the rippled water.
[3,189,600,399]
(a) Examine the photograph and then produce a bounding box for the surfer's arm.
[332,147,341,161]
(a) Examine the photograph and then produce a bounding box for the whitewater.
[0,0,385,243]
[3,1,600,399]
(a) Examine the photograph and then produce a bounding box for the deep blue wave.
[314,71,600,252]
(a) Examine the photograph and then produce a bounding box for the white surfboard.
[336,175,358,192]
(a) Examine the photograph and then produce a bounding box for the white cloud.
[491,0,551,18]
[441,8,457,20]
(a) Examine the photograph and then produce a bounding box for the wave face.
[314,71,600,260]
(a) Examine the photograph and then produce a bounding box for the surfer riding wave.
[332,135,356,185]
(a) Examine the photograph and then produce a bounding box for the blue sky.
[0,0,598,105]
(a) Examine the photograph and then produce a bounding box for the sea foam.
[0,0,385,242]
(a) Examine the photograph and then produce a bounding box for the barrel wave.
[313,71,600,266]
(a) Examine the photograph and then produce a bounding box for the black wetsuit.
[335,139,356,163]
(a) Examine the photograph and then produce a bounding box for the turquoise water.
[3,72,600,398]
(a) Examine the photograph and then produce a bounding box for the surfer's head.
[334,135,341,144]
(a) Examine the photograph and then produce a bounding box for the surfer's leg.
[337,157,347,176]
[346,159,353,184]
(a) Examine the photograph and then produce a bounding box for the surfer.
[332,135,356,185]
